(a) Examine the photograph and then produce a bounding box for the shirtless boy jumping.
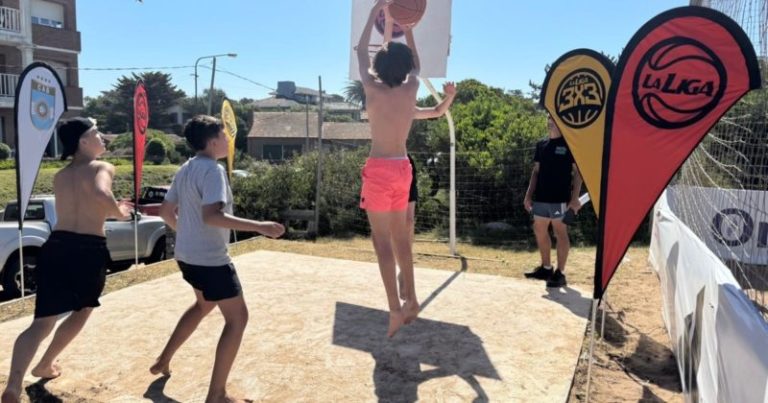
[357,0,455,337]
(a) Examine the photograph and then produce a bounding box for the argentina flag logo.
[30,78,56,130]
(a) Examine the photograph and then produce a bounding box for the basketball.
[633,38,726,129]
[389,0,427,27]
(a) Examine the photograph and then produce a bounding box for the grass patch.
[0,165,179,209]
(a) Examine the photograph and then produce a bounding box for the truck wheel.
[147,236,167,264]
[2,252,38,298]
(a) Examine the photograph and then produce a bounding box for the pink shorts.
[360,158,413,212]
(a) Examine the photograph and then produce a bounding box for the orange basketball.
[389,0,427,26]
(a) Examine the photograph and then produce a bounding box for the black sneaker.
[524,266,553,280]
[546,270,567,288]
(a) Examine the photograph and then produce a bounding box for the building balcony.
[0,73,18,108]
[32,24,80,52]
[0,74,82,109]
[0,7,25,45]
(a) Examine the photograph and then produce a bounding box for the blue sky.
[77,0,687,102]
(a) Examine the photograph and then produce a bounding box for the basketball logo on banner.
[30,78,56,131]
[222,101,237,140]
[556,68,607,129]
[222,99,238,178]
[134,88,148,136]
[633,37,727,129]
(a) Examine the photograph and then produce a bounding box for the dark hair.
[58,117,96,160]
[183,115,223,151]
[372,42,415,88]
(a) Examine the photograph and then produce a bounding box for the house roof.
[268,87,327,98]
[252,97,303,109]
[324,102,360,112]
[247,112,370,141]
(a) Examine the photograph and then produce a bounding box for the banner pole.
[18,230,24,298]
[600,291,608,341]
[586,298,598,402]
[134,213,139,268]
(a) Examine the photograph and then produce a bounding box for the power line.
[0,62,276,93]
[0,64,196,71]
[197,65,275,92]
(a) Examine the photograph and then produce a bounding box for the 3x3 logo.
[555,69,606,129]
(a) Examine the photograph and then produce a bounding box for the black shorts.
[34,231,109,318]
[178,261,242,301]
[407,154,418,203]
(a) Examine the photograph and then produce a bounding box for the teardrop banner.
[540,49,614,215]
[14,62,67,230]
[133,80,149,204]
[594,6,762,300]
[222,99,237,178]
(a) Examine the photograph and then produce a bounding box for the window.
[31,16,62,28]
[3,202,45,222]
[31,0,64,29]
[263,145,282,161]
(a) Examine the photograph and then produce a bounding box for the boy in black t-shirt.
[523,116,583,288]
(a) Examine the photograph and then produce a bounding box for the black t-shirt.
[533,136,574,203]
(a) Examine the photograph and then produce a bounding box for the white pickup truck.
[0,196,168,297]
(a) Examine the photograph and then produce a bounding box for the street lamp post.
[194,53,237,113]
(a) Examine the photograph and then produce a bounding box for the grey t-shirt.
[165,156,233,266]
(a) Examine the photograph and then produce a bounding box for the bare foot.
[30,362,61,379]
[1,389,20,403]
[403,300,420,324]
[149,358,171,376]
[206,394,252,403]
[387,310,405,338]
[397,271,406,301]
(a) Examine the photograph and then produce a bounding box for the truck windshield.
[3,203,46,221]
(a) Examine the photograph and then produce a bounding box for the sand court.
[0,251,590,402]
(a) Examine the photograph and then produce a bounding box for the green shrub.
[146,138,167,165]
[0,143,10,160]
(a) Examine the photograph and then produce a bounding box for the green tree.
[84,72,186,133]
[414,79,545,175]
[343,80,365,110]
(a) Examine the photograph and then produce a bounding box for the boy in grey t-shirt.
[149,115,284,403]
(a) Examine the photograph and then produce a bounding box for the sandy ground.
[0,250,591,402]
[568,249,683,403]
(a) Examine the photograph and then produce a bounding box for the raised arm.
[404,28,421,75]
[357,0,392,84]
[415,81,456,120]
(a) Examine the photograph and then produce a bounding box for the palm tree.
[343,80,366,110]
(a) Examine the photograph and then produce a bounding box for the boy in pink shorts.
[357,0,456,338]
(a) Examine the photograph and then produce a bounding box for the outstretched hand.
[443,81,456,97]
[117,200,134,221]
[259,222,286,239]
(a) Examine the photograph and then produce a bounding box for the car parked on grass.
[0,196,168,297]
